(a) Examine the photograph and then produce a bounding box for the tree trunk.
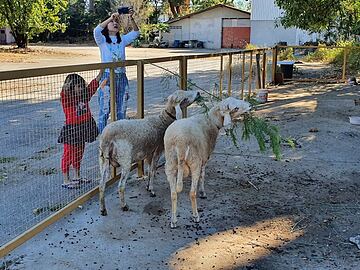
[169,2,179,18]
[13,32,28,48]
[89,0,95,11]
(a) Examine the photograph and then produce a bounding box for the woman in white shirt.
[93,8,139,132]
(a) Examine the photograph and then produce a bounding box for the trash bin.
[277,61,295,79]
[173,40,180,48]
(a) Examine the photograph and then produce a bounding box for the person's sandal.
[61,180,80,189]
[74,178,92,184]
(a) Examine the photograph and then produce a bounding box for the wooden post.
[241,52,245,99]
[227,53,233,96]
[109,68,117,178]
[256,53,261,89]
[272,46,278,84]
[248,51,253,98]
[219,55,224,99]
[137,60,145,177]
[179,56,188,117]
[110,68,116,122]
[262,51,267,88]
[342,47,348,81]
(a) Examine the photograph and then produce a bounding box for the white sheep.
[98,90,201,216]
[164,97,252,228]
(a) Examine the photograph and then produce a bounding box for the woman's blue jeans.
[98,72,129,133]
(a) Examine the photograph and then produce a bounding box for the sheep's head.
[167,90,201,119]
[219,97,252,129]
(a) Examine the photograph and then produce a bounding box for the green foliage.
[279,48,297,61]
[245,43,257,50]
[0,0,67,47]
[242,113,282,160]
[302,41,360,75]
[275,0,360,41]
[139,23,169,43]
[191,0,235,11]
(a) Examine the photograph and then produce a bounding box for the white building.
[0,27,15,44]
[250,0,319,46]
[163,4,251,49]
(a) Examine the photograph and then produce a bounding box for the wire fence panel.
[0,71,103,246]
[0,49,273,253]
[143,61,181,117]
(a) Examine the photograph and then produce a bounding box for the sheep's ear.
[175,104,182,119]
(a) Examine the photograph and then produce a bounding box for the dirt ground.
[1,45,360,269]
[0,44,221,71]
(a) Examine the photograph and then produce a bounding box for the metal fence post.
[179,56,188,118]
[137,60,144,178]
[227,53,233,96]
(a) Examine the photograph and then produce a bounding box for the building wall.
[250,20,297,46]
[5,27,15,44]
[251,0,283,20]
[164,6,250,49]
[250,0,316,46]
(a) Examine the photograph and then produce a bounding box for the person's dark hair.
[62,73,87,97]
[101,25,121,44]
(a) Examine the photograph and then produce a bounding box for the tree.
[191,0,235,11]
[275,0,360,41]
[0,0,67,48]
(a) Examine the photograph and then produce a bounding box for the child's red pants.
[61,143,85,174]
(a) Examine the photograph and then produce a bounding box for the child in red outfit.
[58,72,103,188]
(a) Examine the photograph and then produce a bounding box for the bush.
[279,48,296,61]
[303,41,360,75]
[245,44,257,50]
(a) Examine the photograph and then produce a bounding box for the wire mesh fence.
[0,49,273,253]
[0,71,102,246]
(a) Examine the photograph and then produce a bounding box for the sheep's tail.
[176,145,190,193]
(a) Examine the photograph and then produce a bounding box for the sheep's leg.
[147,150,161,197]
[190,168,201,223]
[169,175,178,228]
[99,157,110,216]
[118,167,130,211]
[199,165,207,199]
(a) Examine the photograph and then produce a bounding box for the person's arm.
[94,13,118,45]
[86,70,104,99]
[128,8,139,31]
[122,8,140,46]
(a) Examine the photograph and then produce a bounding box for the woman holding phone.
[93,7,140,132]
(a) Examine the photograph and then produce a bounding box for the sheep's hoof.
[122,205,129,211]
[199,192,207,199]
[192,215,200,223]
[100,209,107,216]
[170,222,177,229]
[150,191,156,197]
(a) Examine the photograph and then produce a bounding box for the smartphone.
[118,7,130,14]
